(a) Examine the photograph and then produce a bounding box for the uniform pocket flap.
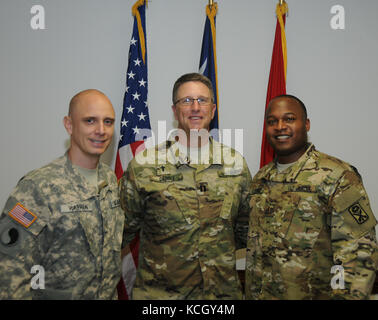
[332,186,364,213]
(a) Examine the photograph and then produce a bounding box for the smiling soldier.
[245,94,378,300]
[119,73,252,299]
[0,89,124,299]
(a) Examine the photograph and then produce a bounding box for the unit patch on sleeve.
[8,203,37,228]
[348,203,369,225]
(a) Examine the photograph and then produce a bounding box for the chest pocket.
[270,188,298,234]
[284,185,325,253]
[217,168,243,221]
[145,172,196,235]
[249,184,299,255]
[256,184,324,254]
[248,187,264,233]
[102,191,124,279]
[59,200,101,257]
[107,193,124,251]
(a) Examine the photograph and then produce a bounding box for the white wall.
[1,0,378,231]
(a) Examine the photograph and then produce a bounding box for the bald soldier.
[0,89,124,299]
[245,94,378,299]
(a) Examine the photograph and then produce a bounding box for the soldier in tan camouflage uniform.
[245,94,378,299]
[0,89,124,299]
[120,73,252,299]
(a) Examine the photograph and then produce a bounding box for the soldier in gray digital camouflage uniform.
[245,94,378,299]
[0,89,124,299]
[120,73,252,299]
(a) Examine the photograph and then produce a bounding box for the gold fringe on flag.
[132,0,148,64]
[206,2,219,123]
[276,1,288,81]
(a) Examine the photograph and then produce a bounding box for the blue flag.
[199,3,219,136]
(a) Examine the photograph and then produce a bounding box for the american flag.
[8,203,36,228]
[115,0,151,300]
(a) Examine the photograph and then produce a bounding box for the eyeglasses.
[174,97,212,107]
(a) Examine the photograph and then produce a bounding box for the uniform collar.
[261,144,317,183]
[63,152,108,197]
[165,136,222,168]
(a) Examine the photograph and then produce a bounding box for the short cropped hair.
[172,73,214,104]
[269,94,308,120]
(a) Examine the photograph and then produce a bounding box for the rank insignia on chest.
[156,166,166,175]
[198,182,208,193]
[348,203,369,224]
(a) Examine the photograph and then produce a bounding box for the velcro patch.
[150,173,183,182]
[348,203,369,225]
[8,203,37,228]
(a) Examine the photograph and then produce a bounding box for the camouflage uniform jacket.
[245,144,378,300]
[120,138,252,299]
[0,154,124,299]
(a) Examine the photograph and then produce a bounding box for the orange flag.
[259,2,288,168]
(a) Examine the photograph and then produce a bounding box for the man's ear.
[211,103,216,120]
[172,105,178,121]
[63,116,73,135]
[305,118,310,132]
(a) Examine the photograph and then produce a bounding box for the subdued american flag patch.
[8,203,37,228]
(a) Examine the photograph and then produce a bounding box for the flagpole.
[209,0,214,10]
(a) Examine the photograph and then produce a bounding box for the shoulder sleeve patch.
[348,203,369,225]
[332,181,377,238]
[8,203,37,228]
